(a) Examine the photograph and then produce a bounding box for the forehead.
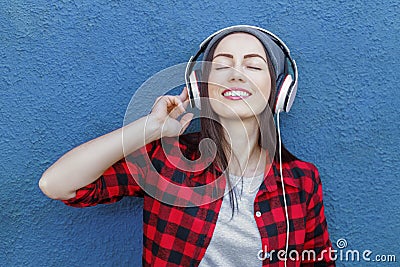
[213,32,266,57]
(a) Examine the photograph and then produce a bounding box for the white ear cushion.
[285,81,297,112]
[189,71,202,110]
[275,75,293,113]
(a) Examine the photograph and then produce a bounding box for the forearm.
[39,115,161,200]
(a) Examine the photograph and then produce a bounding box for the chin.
[212,106,264,121]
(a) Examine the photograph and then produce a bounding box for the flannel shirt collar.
[173,133,301,192]
[262,160,302,192]
[210,152,301,193]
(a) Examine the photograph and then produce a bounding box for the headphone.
[184,25,298,114]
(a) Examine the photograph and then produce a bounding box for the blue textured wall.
[1,1,399,266]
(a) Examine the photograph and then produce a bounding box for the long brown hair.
[197,33,299,215]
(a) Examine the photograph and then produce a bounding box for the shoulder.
[278,159,322,195]
[143,132,205,174]
[148,131,201,158]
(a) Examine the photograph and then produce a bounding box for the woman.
[39,25,335,266]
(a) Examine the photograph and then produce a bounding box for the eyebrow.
[213,53,267,62]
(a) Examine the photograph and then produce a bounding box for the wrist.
[144,114,162,142]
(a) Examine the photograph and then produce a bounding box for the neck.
[219,116,265,177]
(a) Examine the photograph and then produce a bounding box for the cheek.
[207,84,218,98]
[207,71,224,89]
[251,77,272,112]
[255,77,272,99]
[207,76,223,98]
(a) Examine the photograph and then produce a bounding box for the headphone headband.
[200,25,290,55]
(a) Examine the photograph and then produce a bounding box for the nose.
[228,66,246,83]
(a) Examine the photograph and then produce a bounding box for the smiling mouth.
[221,88,252,99]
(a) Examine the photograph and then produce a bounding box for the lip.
[221,88,252,100]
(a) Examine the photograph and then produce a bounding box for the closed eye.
[215,66,230,70]
[247,66,262,70]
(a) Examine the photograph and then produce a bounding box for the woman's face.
[207,33,272,120]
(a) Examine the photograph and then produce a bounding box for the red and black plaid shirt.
[63,132,335,266]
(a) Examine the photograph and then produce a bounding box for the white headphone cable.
[276,111,289,267]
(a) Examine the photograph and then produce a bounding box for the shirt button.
[255,211,262,217]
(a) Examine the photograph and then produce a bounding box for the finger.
[180,88,191,109]
[152,95,177,116]
[162,95,183,111]
[168,97,186,119]
[179,87,189,103]
[178,113,194,135]
[171,95,185,114]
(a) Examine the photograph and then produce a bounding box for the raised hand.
[148,87,194,137]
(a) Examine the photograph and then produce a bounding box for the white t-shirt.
[199,173,265,267]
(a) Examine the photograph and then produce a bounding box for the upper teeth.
[223,91,250,97]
